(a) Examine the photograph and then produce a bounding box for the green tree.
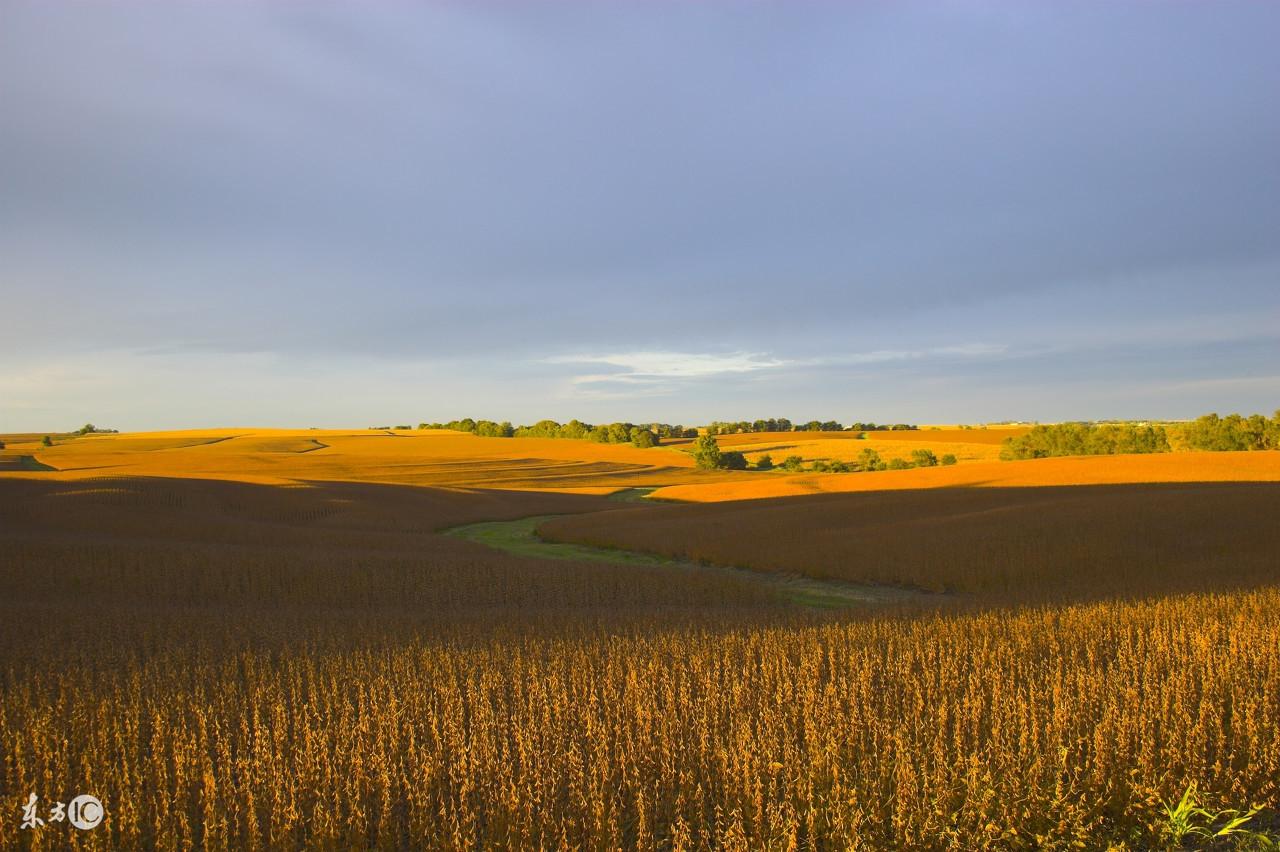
[940,454,958,466]
[474,420,514,438]
[721,451,748,470]
[692,434,724,469]
[630,428,658,448]
[887,457,911,470]
[560,419,590,440]
[754,454,774,471]
[41,435,53,447]
[855,448,884,471]
[1180,412,1272,452]
[828,459,850,473]
[781,455,805,472]
[516,419,562,438]
[910,449,938,467]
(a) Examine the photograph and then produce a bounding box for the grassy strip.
[445,514,919,608]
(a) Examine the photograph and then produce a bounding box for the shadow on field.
[540,480,1280,605]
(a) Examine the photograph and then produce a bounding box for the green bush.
[910,449,938,467]
[855,449,885,472]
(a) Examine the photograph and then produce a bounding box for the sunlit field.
[7,427,1278,501]
[695,429,1022,465]
[0,428,711,491]
[650,450,1280,501]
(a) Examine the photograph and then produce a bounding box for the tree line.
[703,419,917,435]
[420,417,919,442]
[999,411,1280,460]
[1175,411,1280,451]
[417,418,699,448]
[999,423,1171,460]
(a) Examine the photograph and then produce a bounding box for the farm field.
[702,429,1018,464]
[543,481,1280,602]
[0,428,714,492]
[649,449,1280,501]
[3,439,1280,848]
[6,427,1279,499]
[10,2,1279,847]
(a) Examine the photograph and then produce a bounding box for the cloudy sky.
[2,1,1278,431]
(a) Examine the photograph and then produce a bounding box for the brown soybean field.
[12,2,1280,847]
[3,429,1280,849]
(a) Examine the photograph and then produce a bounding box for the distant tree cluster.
[1176,411,1280,452]
[783,446,953,474]
[703,419,918,435]
[703,418,793,435]
[848,422,919,432]
[419,418,696,447]
[997,411,1280,461]
[417,418,514,437]
[1000,423,1172,460]
[692,437,952,474]
[74,423,118,435]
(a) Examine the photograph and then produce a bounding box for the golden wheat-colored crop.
[1,428,738,492]
[648,450,1280,501]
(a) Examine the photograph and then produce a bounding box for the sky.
[2,1,1278,431]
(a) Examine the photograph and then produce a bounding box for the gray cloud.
[2,1,1278,429]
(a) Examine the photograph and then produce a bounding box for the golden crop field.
[9,427,1278,500]
[649,449,1280,501]
[3,434,1279,848]
[0,428,725,492]
[705,430,1017,464]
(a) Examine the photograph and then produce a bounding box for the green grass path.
[445,512,925,609]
